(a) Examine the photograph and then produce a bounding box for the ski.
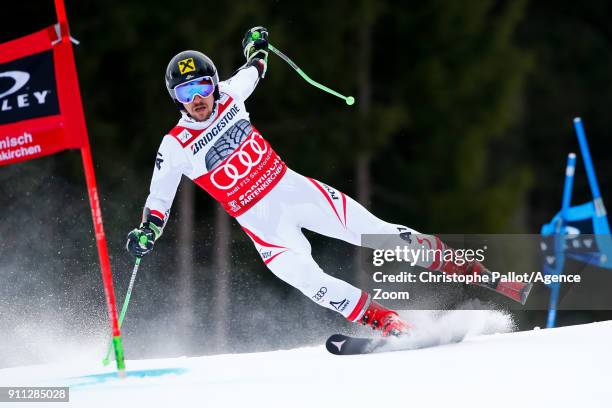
[475,271,533,305]
[326,334,385,355]
[325,331,466,355]
[493,280,533,304]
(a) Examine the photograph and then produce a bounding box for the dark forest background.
[1,0,612,367]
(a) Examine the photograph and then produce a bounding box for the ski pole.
[102,237,146,366]
[250,32,355,105]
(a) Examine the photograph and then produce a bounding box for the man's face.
[183,93,214,121]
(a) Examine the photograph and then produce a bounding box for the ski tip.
[520,282,533,305]
[325,334,350,355]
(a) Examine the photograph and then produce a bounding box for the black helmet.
[165,50,220,109]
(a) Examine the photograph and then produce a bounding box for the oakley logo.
[0,70,51,112]
[210,133,268,190]
[0,51,59,125]
[0,71,29,99]
[178,58,196,75]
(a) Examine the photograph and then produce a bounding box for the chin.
[191,110,209,121]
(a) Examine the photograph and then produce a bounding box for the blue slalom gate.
[540,118,612,328]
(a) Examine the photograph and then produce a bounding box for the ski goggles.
[173,76,216,104]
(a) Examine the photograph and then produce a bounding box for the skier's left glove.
[242,26,269,78]
[126,219,162,258]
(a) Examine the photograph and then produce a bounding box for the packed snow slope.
[1,318,610,408]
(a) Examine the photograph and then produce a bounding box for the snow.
[1,317,611,407]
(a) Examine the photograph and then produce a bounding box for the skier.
[126,26,531,337]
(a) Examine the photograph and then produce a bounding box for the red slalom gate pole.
[81,144,126,373]
[54,0,126,374]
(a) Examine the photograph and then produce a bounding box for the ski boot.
[358,300,412,337]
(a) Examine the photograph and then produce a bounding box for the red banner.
[0,0,126,372]
[0,25,87,166]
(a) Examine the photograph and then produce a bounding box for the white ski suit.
[144,66,435,321]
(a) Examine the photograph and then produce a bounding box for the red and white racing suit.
[145,66,433,322]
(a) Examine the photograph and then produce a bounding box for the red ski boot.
[438,257,532,305]
[358,300,412,337]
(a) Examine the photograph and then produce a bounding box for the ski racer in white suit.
[127,27,531,337]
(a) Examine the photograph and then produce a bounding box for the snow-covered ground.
[1,315,610,407]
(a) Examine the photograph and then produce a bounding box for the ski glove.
[126,221,162,258]
[242,26,269,78]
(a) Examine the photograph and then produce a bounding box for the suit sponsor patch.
[177,129,193,143]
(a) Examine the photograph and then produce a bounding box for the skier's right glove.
[242,26,269,78]
[126,220,162,258]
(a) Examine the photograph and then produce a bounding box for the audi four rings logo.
[312,287,328,301]
[210,133,268,190]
